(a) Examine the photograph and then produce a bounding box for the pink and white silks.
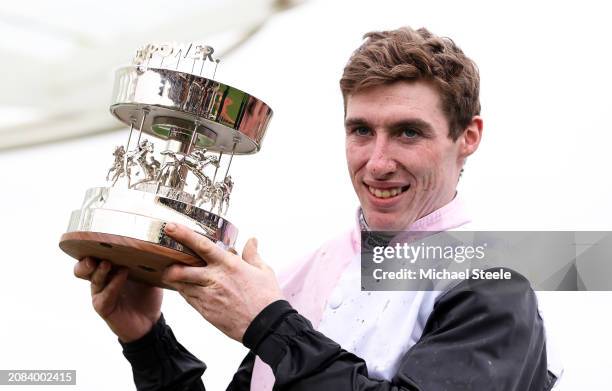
[249,196,473,390]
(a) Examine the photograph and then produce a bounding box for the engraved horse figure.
[195,176,215,207]
[205,175,234,215]
[158,149,219,191]
[106,145,126,186]
[127,139,160,187]
[218,175,234,215]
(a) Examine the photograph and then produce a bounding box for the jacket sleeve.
[242,269,553,391]
[121,314,206,391]
[226,351,256,390]
[121,314,257,391]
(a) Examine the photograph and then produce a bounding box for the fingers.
[93,268,129,315]
[75,258,125,306]
[164,223,229,265]
[242,238,264,268]
[90,260,112,295]
[163,264,215,288]
[74,257,96,280]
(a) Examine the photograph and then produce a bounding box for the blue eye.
[403,128,418,138]
[354,127,371,136]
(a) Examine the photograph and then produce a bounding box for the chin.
[366,214,407,231]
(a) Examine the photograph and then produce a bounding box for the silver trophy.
[59,43,272,288]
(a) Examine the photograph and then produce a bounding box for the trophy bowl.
[59,43,273,288]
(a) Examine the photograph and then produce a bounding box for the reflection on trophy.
[59,43,273,288]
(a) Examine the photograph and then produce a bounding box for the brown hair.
[340,27,480,140]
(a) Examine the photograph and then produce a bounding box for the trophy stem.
[187,122,199,151]
[136,109,149,147]
[224,140,238,180]
[157,138,193,192]
[124,122,134,172]
[213,59,220,79]
[212,151,223,183]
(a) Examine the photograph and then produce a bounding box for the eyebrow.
[344,117,435,136]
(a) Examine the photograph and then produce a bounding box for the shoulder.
[435,267,537,313]
[429,268,542,333]
[398,269,549,390]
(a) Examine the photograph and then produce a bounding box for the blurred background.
[0,0,610,389]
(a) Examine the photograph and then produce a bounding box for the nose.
[365,134,396,178]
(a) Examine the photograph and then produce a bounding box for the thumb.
[242,237,264,268]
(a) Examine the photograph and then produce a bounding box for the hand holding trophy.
[60,43,273,289]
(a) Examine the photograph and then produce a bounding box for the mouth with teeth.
[367,184,410,199]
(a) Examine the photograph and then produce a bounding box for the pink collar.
[353,193,471,245]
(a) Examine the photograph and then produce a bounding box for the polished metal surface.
[110,66,273,154]
[60,42,271,275]
[68,187,238,250]
[132,182,195,204]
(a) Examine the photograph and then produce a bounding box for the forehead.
[345,81,449,130]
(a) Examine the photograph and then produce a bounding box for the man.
[75,27,558,390]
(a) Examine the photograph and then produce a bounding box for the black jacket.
[121,270,557,390]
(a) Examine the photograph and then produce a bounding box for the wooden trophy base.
[60,231,204,289]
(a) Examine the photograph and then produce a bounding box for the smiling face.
[345,80,479,231]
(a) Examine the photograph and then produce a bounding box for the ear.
[458,115,483,160]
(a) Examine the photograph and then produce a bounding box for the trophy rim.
[109,65,273,155]
[65,186,239,249]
